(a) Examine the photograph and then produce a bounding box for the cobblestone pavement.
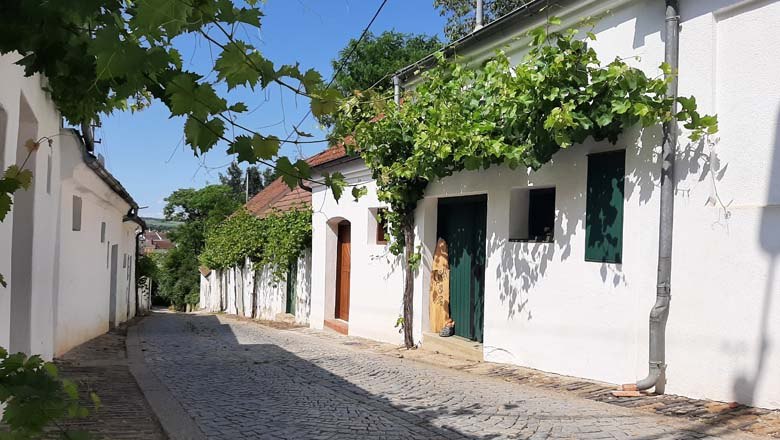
[54,325,167,439]
[138,312,761,440]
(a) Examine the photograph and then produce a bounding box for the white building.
[198,148,347,324]
[310,0,780,410]
[0,53,144,359]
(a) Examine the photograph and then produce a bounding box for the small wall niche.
[367,207,389,245]
[509,187,556,243]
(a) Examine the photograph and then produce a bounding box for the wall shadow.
[730,108,780,406]
[491,123,727,321]
[143,313,494,439]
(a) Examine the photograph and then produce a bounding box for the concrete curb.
[126,319,207,440]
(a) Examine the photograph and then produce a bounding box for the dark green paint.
[585,150,625,264]
[437,195,487,342]
[285,260,297,315]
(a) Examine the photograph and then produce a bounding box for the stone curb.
[126,319,207,440]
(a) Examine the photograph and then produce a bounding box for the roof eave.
[394,0,552,82]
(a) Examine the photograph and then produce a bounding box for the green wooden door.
[437,195,487,342]
[285,260,297,315]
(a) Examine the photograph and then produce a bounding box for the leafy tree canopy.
[332,31,441,95]
[0,0,335,185]
[434,0,526,40]
[218,162,267,202]
[159,184,238,308]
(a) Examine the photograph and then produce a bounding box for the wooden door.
[335,222,351,321]
[437,196,487,342]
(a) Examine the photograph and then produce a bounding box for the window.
[376,208,389,244]
[585,150,625,263]
[100,222,106,243]
[72,195,82,231]
[509,187,555,242]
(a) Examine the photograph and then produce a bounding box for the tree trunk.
[402,213,415,348]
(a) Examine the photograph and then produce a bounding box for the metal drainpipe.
[627,0,679,394]
[393,75,401,105]
[475,0,484,31]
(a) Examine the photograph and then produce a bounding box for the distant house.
[199,146,345,324]
[308,0,780,410]
[140,230,173,254]
[0,53,145,358]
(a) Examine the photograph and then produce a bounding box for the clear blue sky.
[95,1,446,218]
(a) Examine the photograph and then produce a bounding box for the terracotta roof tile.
[243,145,349,217]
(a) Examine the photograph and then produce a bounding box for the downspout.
[475,0,484,31]
[624,0,679,394]
[393,75,401,105]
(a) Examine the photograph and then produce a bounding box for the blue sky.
[95,1,446,218]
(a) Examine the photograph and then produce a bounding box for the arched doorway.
[10,94,38,354]
[334,220,351,321]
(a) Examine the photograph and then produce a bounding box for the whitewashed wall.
[310,160,408,345]
[309,0,780,409]
[199,251,312,325]
[0,54,140,359]
[52,130,139,356]
[1,53,64,360]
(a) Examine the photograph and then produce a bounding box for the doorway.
[334,221,351,321]
[9,94,38,354]
[437,195,487,342]
[109,243,118,328]
[285,260,297,315]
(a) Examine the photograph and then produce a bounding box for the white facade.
[0,53,142,359]
[310,0,780,409]
[310,159,408,344]
[199,252,312,325]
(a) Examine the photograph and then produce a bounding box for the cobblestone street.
[136,312,763,440]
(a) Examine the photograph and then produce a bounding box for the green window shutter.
[585,150,625,264]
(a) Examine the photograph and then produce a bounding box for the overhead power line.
[283,0,390,155]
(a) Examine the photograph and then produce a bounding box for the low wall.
[199,250,311,325]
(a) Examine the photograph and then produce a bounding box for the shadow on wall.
[491,124,728,320]
[732,109,780,406]
[145,314,492,439]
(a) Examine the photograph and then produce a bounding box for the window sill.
[509,238,553,244]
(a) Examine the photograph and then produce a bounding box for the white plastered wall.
[310,159,406,344]
[0,53,62,359]
[198,252,313,324]
[406,0,780,409]
[53,131,138,356]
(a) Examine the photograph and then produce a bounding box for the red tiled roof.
[244,145,349,217]
[307,144,347,168]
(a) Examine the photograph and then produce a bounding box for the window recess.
[509,187,555,243]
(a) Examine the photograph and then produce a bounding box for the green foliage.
[337,20,718,256]
[320,31,440,128]
[0,347,96,439]
[157,185,238,309]
[200,208,312,281]
[434,0,526,41]
[0,0,334,186]
[218,162,267,203]
[332,31,441,96]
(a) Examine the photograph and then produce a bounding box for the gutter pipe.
[624,0,679,395]
[393,75,401,105]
